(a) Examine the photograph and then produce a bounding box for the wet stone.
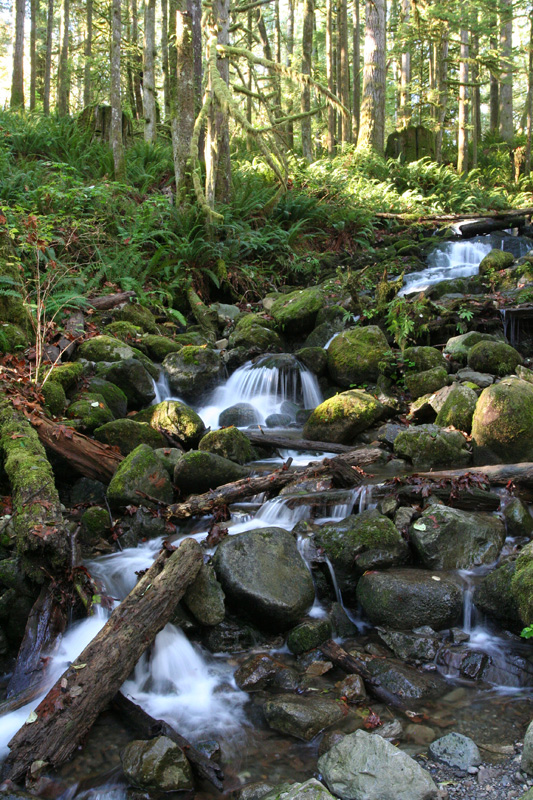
[121,736,194,792]
[428,732,482,771]
[286,617,332,655]
[234,653,286,691]
[376,627,439,664]
[262,695,348,741]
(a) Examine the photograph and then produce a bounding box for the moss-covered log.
[3,538,203,784]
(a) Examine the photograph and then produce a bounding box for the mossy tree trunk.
[57,0,70,116]
[300,0,314,161]
[357,0,386,154]
[170,0,195,197]
[205,0,231,207]
[457,28,469,175]
[83,0,93,107]
[111,0,126,180]
[499,0,513,143]
[143,0,157,142]
[10,0,25,109]
[43,0,54,115]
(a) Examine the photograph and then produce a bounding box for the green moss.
[435,384,478,433]
[94,418,167,455]
[130,347,159,379]
[174,332,210,347]
[316,509,402,568]
[478,249,515,274]
[394,424,471,469]
[136,400,205,449]
[41,380,66,416]
[103,321,143,341]
[403,346,445,373]
[77,335,135,363]
[66,393,115,432]
[0,235,32,334]
[41,361,85,391]
[471,378,533,463]
[115,303,159,333]
[405,367,448,400]
[199,427,254,464]
[142,335,183,362]
[511,543,533,625]
[0,323,28,353]
[444,332,498,365]
[270,288,323,334]
[107,444,173,508]
[286,617,332,655]
[87,378,128,418]
[80,506,111,544]
[327,326,390,388]
[468,340,522,377]
[303,390,384,444]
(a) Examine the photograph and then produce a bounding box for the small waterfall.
[151,372,175,404]
[459,569,476,634]
[400,239,493,295]
[199,354,323,430]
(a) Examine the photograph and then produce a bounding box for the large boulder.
[77,335,135,362]
[478,248,515,274]
[405,367,448,400]
[511,541,533,625]
[362,656,446,701]
[228,315,283,352]
[327,326,390,388]
[135,400,206,449]
[107,444,173,508]
[87,377,128,419]
[174,451,249,494]
[121,736,193,792]
[303,390,384,444]
[444,332,498,365]
[183,563,225,626]
[393,424,470,469]
[199,427,254,464]
[162,346,223,400]
[356,568,463,630]
[270,288,323,335]
[435,383,478,433]
[315,510,409,599]
[263,695,346,741]
[219,403,260,428]
[409,505,505,570]
[94,418,167,455]
[467,340,522,376]
[142,334,183,361]
[474,561,522,630]
[403,346,447,373]
[97,358,156,409]
[212,527,315,629]
[318,730,438,800]
[471,378,533,463]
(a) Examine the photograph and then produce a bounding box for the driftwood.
[391,484,501,512]
[243,430,353,454]
[30,414,123,483]
[319,639,408,711]
[413,462,533,488]
[161,448,383,521]
[3,538,203,784]
[88,291,136,310]
[112,692,224,791]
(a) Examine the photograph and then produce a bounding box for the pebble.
[417,750,533,800]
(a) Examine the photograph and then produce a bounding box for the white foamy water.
[400,238,493,295]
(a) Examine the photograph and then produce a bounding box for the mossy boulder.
[103,321,143,341]
[130,347,159,379]
[0,236,32,334]
[444,332,498,366]
[135,400,206,449]
[263,695,346,741]
[478,249,515,274]
[356,568,463,630]
[199,426,254,464]
[107,444,173,508]
[86,378,128,419]
[162,346,223,401]
[315,510,409,599]
[97,358,155,409]
[183,563,225,626]
[327,326,390,388]
[153,447,184,477]
[43,361,85,391]
[41,380,66,416]
[219,403,260,428]
[394,423,470,469]
[405,367,448,400]
[213,527,315,629]
[270,288,323,335]
[80,506,111,544]
[503,497,533,538]
[94,418,167,455]
[66,393,114,432]
[471,378,533,464]
[303,390,384,445]
[142,335,183,362]
[77,335,135,362]
[121,736,193,792]
[467,340,522,377]
[295,347,328,376]
[403,346,446,373]
[409,505,505,570]
[115,303,159,333]
[474,561,522,630]
[286,617,332,655]
[0,322,28,353]
[435,383,478,433]
[228,315,283,352]
[173,450,249,495]
[511,541,533,625]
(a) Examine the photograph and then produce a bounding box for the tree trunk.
[286,0,296,148]
[30,0,37,110]
[434,22,448,164]
[357,0,386,154]
[83,0,93,107]
[526,10,533,175]
[301,0,314,161]
[143,0,157,141]
[111,0,126,179]
[499,0,513,142]
[399,0,411,127]
[413,462,533,488]
[170,0,195,196]
[471,16,480,169]
[57,0,70,115]
[339,0,350,143]
[10,0,25,109]
[205,0,231,208]
[3,539,203,783]
[352,0,360,142]
[457,28,469,174]
[189,0,203,156]
[326,0,336,154]
[43,0,54,114]
[242,431,354,454]
[490,15,499,133]
[161,0,170,120]
[131,0,144,118]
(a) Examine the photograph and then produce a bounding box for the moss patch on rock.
[471,378,533,464]
[405,367,448,400]
[41,380,66,416]
[174,450,249,495]
[135,400,206,449]
[435,383,478,433]
[199,426,254,464]
[94,418,167,455]
[107,444,173,508]
[303,390,384,444]
[78,335,135,363]
[467,340,522,377]
[394,423,470,469]
[327,326,390,388]
[115,303,159,333]
[270,288,323,334]
[142,335,183,362]
[66,393,114,432]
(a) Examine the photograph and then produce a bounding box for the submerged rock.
[213,527,315,629]
[121,736,194,791]
[318,730,438,800]
[356,568,463,630]
[327,326,390,388]
[263,695,347,741]
[303,390,384,444]
[472,378,533,463]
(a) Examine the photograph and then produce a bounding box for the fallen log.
[456,216,525,239]
[391,484,501,512]
[412,462,533,488]
[112,692,224,791]
[243,430,353,454]
[162,447,383,520]
[30,414,123,483]
[3,538,203,784]
[319,639,408,711]
[374,207,533,222]
[88,291,136,310]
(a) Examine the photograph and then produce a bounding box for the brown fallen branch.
[243,430,353,454]
[30,414,123,483]
[87,291,136,310]
[413,462,533,488]
[162,448,383,521]
[112,692,224,791]
[319,639,408,711]
[3,538,203,784]
[390,484,501,512]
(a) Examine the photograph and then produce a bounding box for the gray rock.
[318,729,438,800]
[522,719,533,775]
[356,568,463,630]
[428,732,482,771]
[98,358,156,409]
[121,736,194,791]
[394,424,471,470]
[362,656,446,701]
[183,563,225,626]
[219,403,260,427]
[174,450,249,495]
[409,505,505,570]
[263,695,346,741]
[456,368,494,388]
[263,780,335,800]
[163,346,223,401]
[503,497,533,538]
[213,527,315,629]
[376,628,439,663]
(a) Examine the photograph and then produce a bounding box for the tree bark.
[111,0,126,179]
[399,0,411,127]
[243,430,354,454]
[83,0,93,107]
[10,0,25,109]
[457,28,469,174]
[413,462,533,488]
[161,0,171,120]
[527,10,533,175]
[301,0,314,161]
[286,0,296,148]
[326,0,335,154]
[30,0,37,110]
[57,0,70,116]
[434,21,448,164]
[338,0,350,143]
[89,290,136,309]
[352,0,360,142]
[499,0,513,142]
[205,0,231,208]
[43,0,54,115]
[357,0,386,154]
[3,539,203,783]
[490,18,499,133]
[143,0,157,142]
[131,0,144,118]
[170,0,195,197]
